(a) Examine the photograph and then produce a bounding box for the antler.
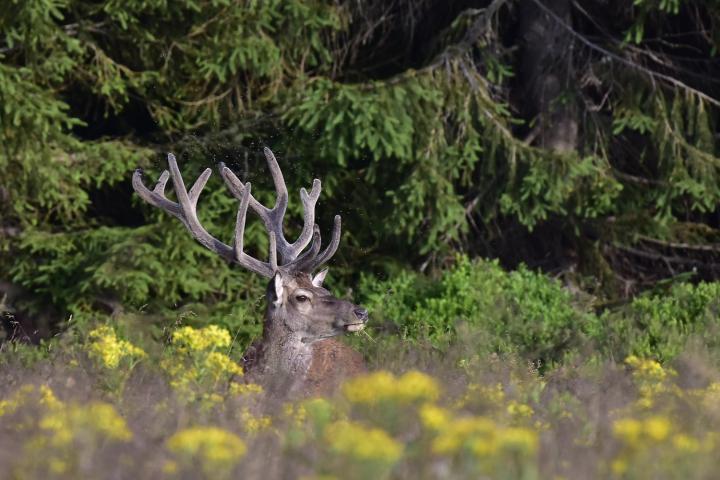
[132,148,341,278]
[218,147,341,272]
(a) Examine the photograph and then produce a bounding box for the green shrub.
[360,256,597,364]
[360,257,720,366]
[596,282,720,362]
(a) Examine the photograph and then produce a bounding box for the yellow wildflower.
[167,426,246,473]
[0,384,35,417]
[612,415,672,446]
[395,371,441,403]
[431,415,538,459]
[498,427,538,454]
[230,382,264,396]
[161,326,243,402]
[454,382,504,409]
[200,393,225,409]
[672,434,700,452]
[48,458,67,474]
[239,407,272,434]
[644,416,671,442]
[204,351,244,379]
[172,325,232,352]
[706,382,720,393]
[342,370,440,405]
[324,420,403,464]
[39,385,63,411]
[635,397,654,410]
[342,371,396,404]
[625,356,675,401]
[507,400,534,420]
[431,416,496,454]
[87,326,145,369]
[611,458,628,475]
[39,402,132,447]
[284,403,308,427]
[419,403,452,431]
[625,356,671,380]
[165,365,198,393]
[613,418,642,446]
[468,436,498,457]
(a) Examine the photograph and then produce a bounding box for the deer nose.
[353,307,368,322]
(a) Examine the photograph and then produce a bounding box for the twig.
[637,235,720,253]
[612,243,720,268]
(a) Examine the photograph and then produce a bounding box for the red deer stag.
[132,148,367,396]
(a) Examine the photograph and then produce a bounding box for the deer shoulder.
[306,338,367,396]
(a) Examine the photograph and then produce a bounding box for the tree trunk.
[518,0,578,153]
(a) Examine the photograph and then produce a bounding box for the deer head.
[132,147,368,393]
[267,270,368,343]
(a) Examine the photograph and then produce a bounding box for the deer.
[132,147,368,397]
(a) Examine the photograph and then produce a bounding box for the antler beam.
[132,153,275,278]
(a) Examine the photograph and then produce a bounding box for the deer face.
[266,270,368,343]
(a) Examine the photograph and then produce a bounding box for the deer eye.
[295,295,309,303]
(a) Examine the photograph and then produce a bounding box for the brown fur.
[305,339,367,396]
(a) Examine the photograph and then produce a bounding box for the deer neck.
[256,312,314,392]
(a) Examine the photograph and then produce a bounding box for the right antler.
[219,148,341,272]
[132,148,341,278]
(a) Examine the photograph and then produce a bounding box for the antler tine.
[218,162,268,217]
[153,170,171,195]
[231,181,275,277]
[133,154,276,278]
[293,178,321,258]
[304,215,342,273]
[133,154,235,263]
[132,169,182,219]
[288,225,322,272]
[233,181,251,261]
[268,232,278,271]
[263,146,289,214]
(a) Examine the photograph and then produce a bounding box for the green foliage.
[360,256,597,363]
[0,338,56,367]
[360,256,720,366]
[597,282,720,361]
[624,0,682,44]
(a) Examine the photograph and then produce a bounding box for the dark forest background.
[2,0,720,344]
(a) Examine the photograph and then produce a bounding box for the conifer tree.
[2,0,719,336]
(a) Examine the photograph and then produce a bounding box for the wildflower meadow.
[2,258,720,479]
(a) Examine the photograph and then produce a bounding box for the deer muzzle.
[344,307,368,332]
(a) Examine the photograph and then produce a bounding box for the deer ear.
[312,268,329,287]
[272,272,284,307]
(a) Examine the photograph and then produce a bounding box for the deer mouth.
[344,322,366,332]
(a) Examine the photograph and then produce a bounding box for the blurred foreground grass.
[1,322,720,479]
[3,257,720,479]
